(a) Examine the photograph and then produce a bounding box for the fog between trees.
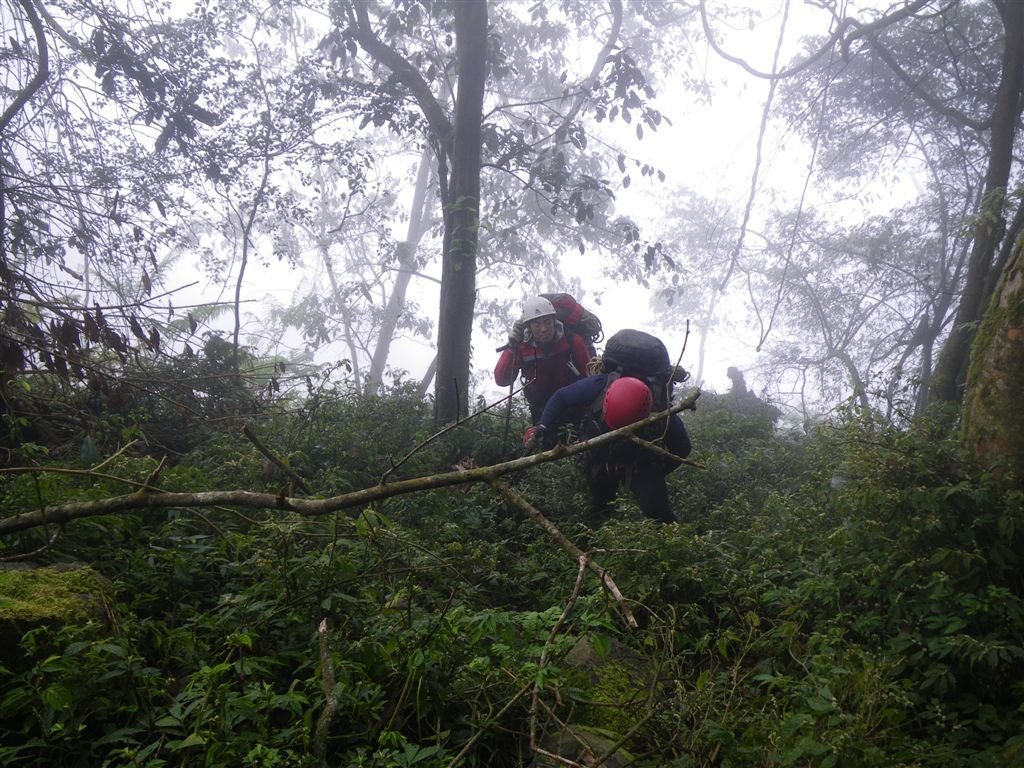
[2,0,1023,472]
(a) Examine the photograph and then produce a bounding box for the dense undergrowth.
[2,379,1023,767]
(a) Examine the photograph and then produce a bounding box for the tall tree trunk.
[433,0,487,423]
[914,327,933,418]
[931,1,1024,403]
[365,148,433,393]
[321,245,363,388]
[962,235,1024,484]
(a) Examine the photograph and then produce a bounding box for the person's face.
[529,316,555,343]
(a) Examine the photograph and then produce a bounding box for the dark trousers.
[586,459,677,524]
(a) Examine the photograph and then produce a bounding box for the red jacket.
[495,329,592,421]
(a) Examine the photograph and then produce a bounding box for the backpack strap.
[588,372,620,420]
[564,329,584,378]
[520,333,581,383]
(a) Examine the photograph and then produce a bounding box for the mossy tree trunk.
[962,236,1024,483]
[930,1,1024,404]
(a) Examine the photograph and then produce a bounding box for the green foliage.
[672,389,807,520]
[2,390,1024,766]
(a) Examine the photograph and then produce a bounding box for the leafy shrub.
[3,389,1024,766]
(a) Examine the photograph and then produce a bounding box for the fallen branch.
[381,382,525,484]
[491,481,637,630]
[312,618,337,765]
[0,392,700,536]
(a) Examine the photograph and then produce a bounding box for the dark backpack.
[601,329,673,412]
[540,292,603,358]
[576,329,676,465]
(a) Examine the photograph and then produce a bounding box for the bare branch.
[698,0,848,80]
[840,0,944,53]
[242,424,314,495]
[0,0,50,135]
[491,481,637,629]
[0,392,701,535]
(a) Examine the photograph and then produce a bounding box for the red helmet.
[602,376,653,430]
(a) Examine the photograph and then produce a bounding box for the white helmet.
[521,296,556,322]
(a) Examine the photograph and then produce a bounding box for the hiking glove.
[523,425,546,448]
[508,320,526,345]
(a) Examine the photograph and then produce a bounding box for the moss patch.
[0,565,110,623]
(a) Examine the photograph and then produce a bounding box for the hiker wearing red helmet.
[495,296,593,423]
[523,365,692,524]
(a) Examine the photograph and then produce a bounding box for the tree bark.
[930,1,1024,404]
[962,237,1024,484]
[366,147,433,393]
[434,0,487,423]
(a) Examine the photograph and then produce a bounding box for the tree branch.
[351,0,453,149]
[491,480,637,630]
[552,0,622,143]
[312,618,337,765]
[863,33,989,131]
[839,0,941,53]
[0,0,50,135]
[242,423,313,495]
[698,0,847,80]
[0,392,700,535]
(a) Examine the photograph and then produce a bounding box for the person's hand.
[508,320,526,345]
[523,425,546,448]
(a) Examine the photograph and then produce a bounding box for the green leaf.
[806,695,836,714]
[97,642,127,657]
[228,631,254,650]
[590,632,612,659]
[41,684,73,710]
[167,732,207,750]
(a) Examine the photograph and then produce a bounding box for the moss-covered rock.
[535,634,662,764]
[0,564,111,665]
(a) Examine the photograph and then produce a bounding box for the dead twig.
[490,481,637,630]
[445,680,533,768]
[530,553,590,756]
[312,618,337,765]
[0,525,62,562]
[242,423,313,495]
[628,436,706,470]
[663,320,691,442]
[381,383,526,484]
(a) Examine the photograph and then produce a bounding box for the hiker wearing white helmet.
[495,296,592,423]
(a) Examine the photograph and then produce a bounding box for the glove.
[670,364,690,384]
[523,425,546,448]
[508,320,526,345]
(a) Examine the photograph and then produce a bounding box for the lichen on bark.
[963,239,1024,484]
